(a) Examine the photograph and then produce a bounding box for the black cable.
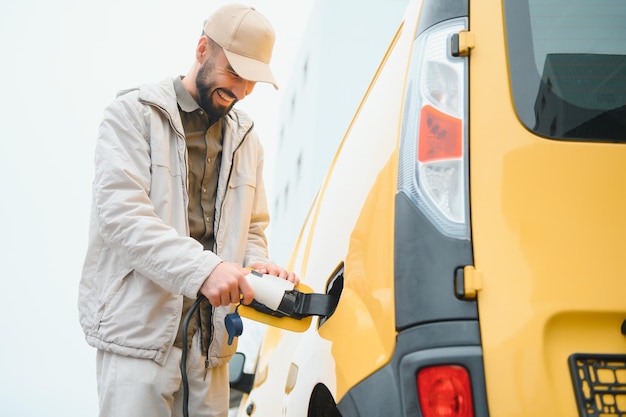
[180,296,205,417]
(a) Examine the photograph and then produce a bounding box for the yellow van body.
[238,0,626,416]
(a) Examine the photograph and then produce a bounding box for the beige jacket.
[78,78,270,366]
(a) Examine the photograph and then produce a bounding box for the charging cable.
[180,296,204,417]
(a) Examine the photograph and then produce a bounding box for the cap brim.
[224,49,279,90]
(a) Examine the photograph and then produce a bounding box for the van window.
[504,0,626,142]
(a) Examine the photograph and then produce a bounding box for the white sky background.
[0,0,312,415]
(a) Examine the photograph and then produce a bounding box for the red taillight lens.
[417,365,474,417]
[418,104,463,163]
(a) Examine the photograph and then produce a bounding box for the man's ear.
[196,36,210,63]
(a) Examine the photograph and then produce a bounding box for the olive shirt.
[173,76,223,350]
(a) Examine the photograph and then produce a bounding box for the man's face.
[195,45,255,120]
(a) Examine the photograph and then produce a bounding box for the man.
[78,4,297,417]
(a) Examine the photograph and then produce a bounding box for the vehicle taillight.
[398,18,469,239]
[418,105,463,163]
[417,365,474,417]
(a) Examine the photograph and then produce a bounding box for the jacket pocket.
[98,270,180,352]
[227,173,256,219]
[229,174,256,189]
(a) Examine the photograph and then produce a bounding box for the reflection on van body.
[507,0,626,142]
[534,54,626,140]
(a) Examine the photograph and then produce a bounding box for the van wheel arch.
[308,383,341,417]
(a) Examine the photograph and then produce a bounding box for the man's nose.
[233,79,255,100]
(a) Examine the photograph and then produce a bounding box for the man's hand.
[199,262,254,307]
[199,262,300,307]
[247,262,300,286]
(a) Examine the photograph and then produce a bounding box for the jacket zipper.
[205,122,254,373]
[213,122,254,255]
[144,99,191,235]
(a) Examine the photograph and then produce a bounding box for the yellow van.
[234,0,626,415]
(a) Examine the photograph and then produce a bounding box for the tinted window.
[505,0,626,142]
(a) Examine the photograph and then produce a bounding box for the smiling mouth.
[216,89,236,104]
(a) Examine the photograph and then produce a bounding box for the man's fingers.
[201,262,257,307]
[287,271,299,285]
[238,272,255,305]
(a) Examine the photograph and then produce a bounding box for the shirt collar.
[174,76,201,113]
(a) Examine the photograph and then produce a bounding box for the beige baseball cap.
[204,4,279,90]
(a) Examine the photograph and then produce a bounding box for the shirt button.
[207,157,211,164]
[206,216,211,222]
[202,187,207,193]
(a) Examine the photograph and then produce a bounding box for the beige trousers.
[96,335,229,417]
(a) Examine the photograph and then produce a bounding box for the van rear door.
[470,0,626,416]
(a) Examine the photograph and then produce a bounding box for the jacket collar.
[132,78,255,143]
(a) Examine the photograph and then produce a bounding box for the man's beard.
[196,60,235,121]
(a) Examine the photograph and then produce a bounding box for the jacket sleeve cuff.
[183,253,223,299]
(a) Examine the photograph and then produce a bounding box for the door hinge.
[451,30,475,57]
[455,265,483,300]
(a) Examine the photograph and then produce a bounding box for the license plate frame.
[568,353,626,417]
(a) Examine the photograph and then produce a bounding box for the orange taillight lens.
[418,104,463,163]
[417,365,474,417]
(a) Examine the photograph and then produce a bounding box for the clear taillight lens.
[417,365,475,417]
[399,18,469,239]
